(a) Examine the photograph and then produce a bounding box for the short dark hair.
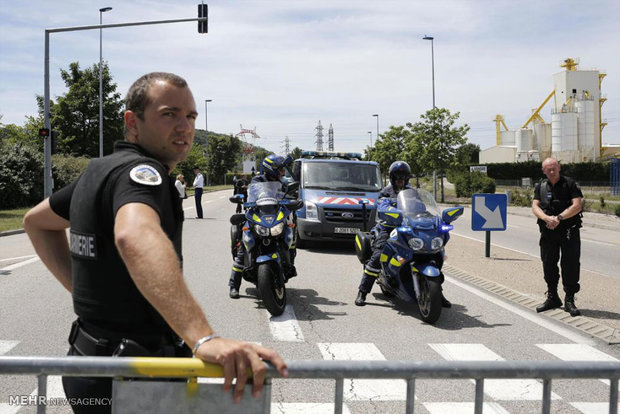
[125,72,188,121]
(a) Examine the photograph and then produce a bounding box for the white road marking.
[430,343,561,401]
[537,344,618,385]
[581,238,616,247]
[0,255,37,263]
[317,343,408,401]
[570,402,611,414]
[268,305,304,342]
[271,403,351,413]
[0,340,19,355]
[32,375,65,399]
[0,404,19,414]
[445,275,598,345]
[424,402,510,414]
[0,257,40,273]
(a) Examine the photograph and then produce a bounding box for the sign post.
[471,193,507,257]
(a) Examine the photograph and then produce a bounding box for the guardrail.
[1,356,619,414]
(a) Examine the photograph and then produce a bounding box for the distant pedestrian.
[175,174,186,199]
[532,157,584,316]
[193,167,204,219]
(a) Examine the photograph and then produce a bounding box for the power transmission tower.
[328,123,334,151]
[315,120,324,151]
[282,136,290,155]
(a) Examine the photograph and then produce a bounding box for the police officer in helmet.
[355,161,452,308]
[23,72,287,412]
[229,154,297,298]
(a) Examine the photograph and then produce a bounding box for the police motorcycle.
[229,181,303,316]
[355,188,463,324]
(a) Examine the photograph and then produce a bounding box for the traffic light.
[39,128,50,138]
[198,4,208,34]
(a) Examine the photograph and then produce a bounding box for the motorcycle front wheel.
[257,263,286,316]
[416,276,442,324]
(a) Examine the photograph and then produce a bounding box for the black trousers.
[539,226,581,295]
[358,227,390,293]
[194,187,203,218]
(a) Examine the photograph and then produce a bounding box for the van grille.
[323,207,374,223]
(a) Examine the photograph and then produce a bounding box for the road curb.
[444,263,620,345]
[0,229,25,237]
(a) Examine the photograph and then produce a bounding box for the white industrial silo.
[551,111,579,162]
[516,129,533,152]
[500,130,515,146]
[576,99,597,161]
[535,123,552,158]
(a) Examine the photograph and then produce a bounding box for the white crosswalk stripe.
[271,403,351,413]
[430,343,561,401]
[0,341,18,356]
[570,402,612,414]
[424,402,511,414]
[317,343,408,401]
[268,305,304,342]
[537,343,619,386]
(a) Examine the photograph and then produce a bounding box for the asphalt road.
[1,190,618,414]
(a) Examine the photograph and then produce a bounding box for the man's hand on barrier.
[195,337,288,403]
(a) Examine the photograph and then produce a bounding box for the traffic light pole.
[43,15,207,198]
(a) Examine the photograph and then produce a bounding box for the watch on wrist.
[557,214,563,221]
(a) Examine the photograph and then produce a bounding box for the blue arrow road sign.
[472,193,507,231]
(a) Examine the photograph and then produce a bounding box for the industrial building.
[480,58,614,164]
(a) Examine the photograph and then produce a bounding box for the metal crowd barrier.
[1,356,619,414]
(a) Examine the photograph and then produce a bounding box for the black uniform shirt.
[49,141,183,336]
[533,175,583,230]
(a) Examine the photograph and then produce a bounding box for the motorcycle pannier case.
[355,230,372,263]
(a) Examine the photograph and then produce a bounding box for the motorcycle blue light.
[440,224,454,233]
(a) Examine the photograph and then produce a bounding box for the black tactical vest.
[68,142,183,335]
[536,176,582,229]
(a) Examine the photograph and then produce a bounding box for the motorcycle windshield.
[396,188,441,220]
[247,181,284,208]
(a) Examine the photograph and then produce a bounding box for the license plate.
[334,227,358,234]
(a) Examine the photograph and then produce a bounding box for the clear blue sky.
[1,0,618,155]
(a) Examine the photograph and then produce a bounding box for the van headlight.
[255,225,270,237]
[408,238,424,250]
[431,237,444,251]
[270,222,285,236]
[305,201,319,221]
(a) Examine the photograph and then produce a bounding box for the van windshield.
[302,162,381,192]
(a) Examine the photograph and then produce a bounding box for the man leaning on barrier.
[23,72,287,413]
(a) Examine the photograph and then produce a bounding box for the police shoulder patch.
[129,164,162,186]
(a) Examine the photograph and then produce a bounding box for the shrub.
[52,154,91,189]
[599,196,605,208]
[0,142,43,209]
[453,172,496,197]
[615,204,620,217]
[511,189,533,207]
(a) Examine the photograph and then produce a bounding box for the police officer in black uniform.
[229,154,297,298]
[355,161,452,308]
[532,157,584,317]
[23,72,287,413]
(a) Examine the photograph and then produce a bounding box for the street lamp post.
[423,35,439,201]
[372,114,379,143]
[423,35,435,108]
[367,131,372,147]
[204,99,212,185]
[99,7,112,158]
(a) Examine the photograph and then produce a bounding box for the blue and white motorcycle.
[229,181,303,316]
[355,188,463,324]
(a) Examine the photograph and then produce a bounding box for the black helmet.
[260,154,286,180]
[388,161,411,187]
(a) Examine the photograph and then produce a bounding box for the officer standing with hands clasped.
[193,166,204,218]
[532,157,584,317]
[23,72,287,413]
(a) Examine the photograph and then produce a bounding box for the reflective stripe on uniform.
[380,253,388,262]
[389,257,402,267]
[364,268,379,277]
[232,265,243,272]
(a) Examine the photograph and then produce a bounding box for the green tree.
[206,133,242,184]
[49,62,124,157]
[407,108,470,202]
[289,147,303,161]
[455,142,480,167]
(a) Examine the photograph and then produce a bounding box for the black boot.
[355,291,367,306]
[536,291,562,313]
[229,287,240,299]
[564,293,581,317]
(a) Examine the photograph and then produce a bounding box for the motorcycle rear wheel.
[417,276,442,324]
[257,263,286,316]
